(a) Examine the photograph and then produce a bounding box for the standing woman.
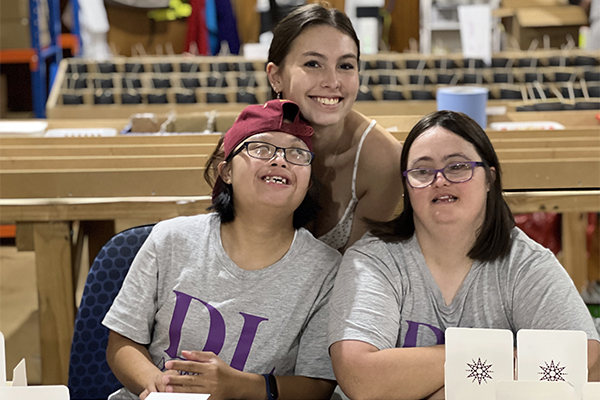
[104,100,340,400]
[265,3,403,252]
[328,111,600,399]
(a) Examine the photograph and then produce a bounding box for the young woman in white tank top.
[266,4,403,252]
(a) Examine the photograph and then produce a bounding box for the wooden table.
[0,121,598,385]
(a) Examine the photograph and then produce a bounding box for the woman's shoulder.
[151,213,215,239]
[491,227,560,275]
[297,228,343,261]
[348,111,401,165]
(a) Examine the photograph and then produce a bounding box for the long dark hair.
[268,2,360,99]
[370,111,515,261]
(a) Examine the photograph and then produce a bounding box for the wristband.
[262,373,279,400]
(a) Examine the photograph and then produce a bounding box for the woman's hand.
[139,370,180,399]
[162,351,244,399]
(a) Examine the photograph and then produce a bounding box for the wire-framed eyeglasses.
[230,141,315,166]
[403,161,486,188]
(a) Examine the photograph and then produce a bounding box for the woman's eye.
[450,163,469,170]
[339,63,355,70]
[304,60,320,68]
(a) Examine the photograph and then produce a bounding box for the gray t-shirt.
[103,214,341,399]
[329,228,599,351]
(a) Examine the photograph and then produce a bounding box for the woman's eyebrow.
[301,52,358,61]
[409,156,434,166]
[302,51,326,59]
[443,153,470,161]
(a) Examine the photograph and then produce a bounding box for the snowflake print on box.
[539,360,567,381]
[466,358,494,384]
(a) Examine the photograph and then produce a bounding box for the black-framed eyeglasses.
[403,161,486,188]
[230,141,315,166]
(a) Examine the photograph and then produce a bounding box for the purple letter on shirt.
[164,290,268,371]
[403,320,445,348]
[230,312,269,371]
[165,290,226,358]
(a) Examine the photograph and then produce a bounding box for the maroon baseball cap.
[223,99,313,158]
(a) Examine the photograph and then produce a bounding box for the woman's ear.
[218,161,232,184]
[487,166,497,191]
[266,62,281,92]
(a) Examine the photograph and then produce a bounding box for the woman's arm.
[161,350,336,400]
[589,339,600,381]
[106,330,170,398]
[343,122,403,252]
[330,340,444,400]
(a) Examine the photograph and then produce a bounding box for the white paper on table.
[458,5,492,67]
[12,359,26,386]
[0,331,6,386]
[582,381,600,400]
[445,327,514,400]
[517,329,587,399]
[146,393,211,400]
[496,380,576,400]
[0,385,70,400]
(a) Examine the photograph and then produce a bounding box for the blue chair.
[68,225,154,399]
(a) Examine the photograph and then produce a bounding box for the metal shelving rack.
[0,0,80,118]
[420,0,501,55]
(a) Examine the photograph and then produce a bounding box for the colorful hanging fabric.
[185,0,209,55]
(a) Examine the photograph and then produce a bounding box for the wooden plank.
[15,222,34,251]
[0,154,208,170]
[502,158,600,190]
[495,147,600,160]
[0,143,218,157]
[391,131,600,144]
[0,168,211,198]
[503,191,600,213]
[561,212,588,292]
[33,222,74,385]
[491,138,600,149]
[0,197,213,223]
[2,191,598,224]
[0,134,221,146]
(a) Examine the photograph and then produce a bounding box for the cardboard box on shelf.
[0,18,30,49]
[501,5,588,50]
[0,0,29,20]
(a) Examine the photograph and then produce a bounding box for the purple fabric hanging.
[215,0,241,54]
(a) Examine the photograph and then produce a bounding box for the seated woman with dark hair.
[328,110,600,399]
[103,100,340,399]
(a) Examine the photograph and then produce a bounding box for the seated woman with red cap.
[103,100,341,400]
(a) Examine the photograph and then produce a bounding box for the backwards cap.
[223,99,313,158]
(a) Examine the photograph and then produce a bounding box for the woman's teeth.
[264,176,287,185]
[312,97,340,105]
[433,195,457,203]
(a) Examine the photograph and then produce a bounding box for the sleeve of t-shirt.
[102,231,160,345]
[293,259,338,381]
[511,248,600,342]
[328,239,403,351]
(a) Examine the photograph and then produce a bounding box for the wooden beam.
[33,222,74,385]
[561,212,589,291]
[0,168,211,199]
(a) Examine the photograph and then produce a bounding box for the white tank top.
[317,119,376,250]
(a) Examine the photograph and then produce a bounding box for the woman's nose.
[270,148,288,166]
[432,170,450,186]
[321,67,340,89]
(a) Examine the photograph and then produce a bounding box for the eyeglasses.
[230,141,315,166]
[403,161,486,188]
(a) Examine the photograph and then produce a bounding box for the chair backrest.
[68,224,154,400]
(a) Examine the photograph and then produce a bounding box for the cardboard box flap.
[516,6,588,28]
